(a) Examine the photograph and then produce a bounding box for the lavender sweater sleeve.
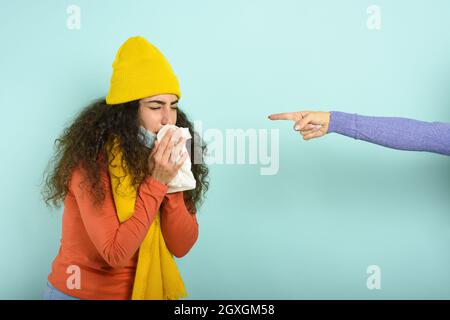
[327,111,450,156]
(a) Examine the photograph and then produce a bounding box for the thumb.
[294,114,313,131]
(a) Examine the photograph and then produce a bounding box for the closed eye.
[148,106,178,110]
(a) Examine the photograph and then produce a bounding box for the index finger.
[155,128,175,156]
[268,112,301,121]
[175,152,189,169]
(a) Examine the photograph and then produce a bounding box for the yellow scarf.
[106,138,187,300]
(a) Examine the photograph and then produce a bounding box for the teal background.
[1,0,449,299]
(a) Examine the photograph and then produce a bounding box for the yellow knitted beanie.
[106,36,181,105]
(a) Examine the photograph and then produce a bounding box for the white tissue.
[157,124,196,193]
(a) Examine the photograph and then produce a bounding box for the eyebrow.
[145,99,179,105]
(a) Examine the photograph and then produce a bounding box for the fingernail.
[294,125,299,131]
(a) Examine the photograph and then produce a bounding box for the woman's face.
[138,94,178,134]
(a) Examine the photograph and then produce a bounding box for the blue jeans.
[43,281,81,300]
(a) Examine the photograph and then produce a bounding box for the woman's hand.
[268,111,331,140]
[148,128,188,185]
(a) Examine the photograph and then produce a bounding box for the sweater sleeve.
[160,192,199,258]
[328,111,450,156]
[70,166,168,268]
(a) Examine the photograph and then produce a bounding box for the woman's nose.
[161,108,173,125]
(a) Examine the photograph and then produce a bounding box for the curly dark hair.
[40,97,209,214]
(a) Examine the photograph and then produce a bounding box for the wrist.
[150,173,168,186]
[325,112,331,133]
[141,176,169,197]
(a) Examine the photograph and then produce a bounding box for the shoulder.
[69,155,110,193]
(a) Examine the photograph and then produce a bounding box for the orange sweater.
[47,165,199,300]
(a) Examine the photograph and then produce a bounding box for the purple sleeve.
[328,111,450,156]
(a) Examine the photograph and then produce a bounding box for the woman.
[41,36,208,300]
[269,111,450,156]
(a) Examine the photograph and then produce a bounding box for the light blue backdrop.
[1,0,449,299]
